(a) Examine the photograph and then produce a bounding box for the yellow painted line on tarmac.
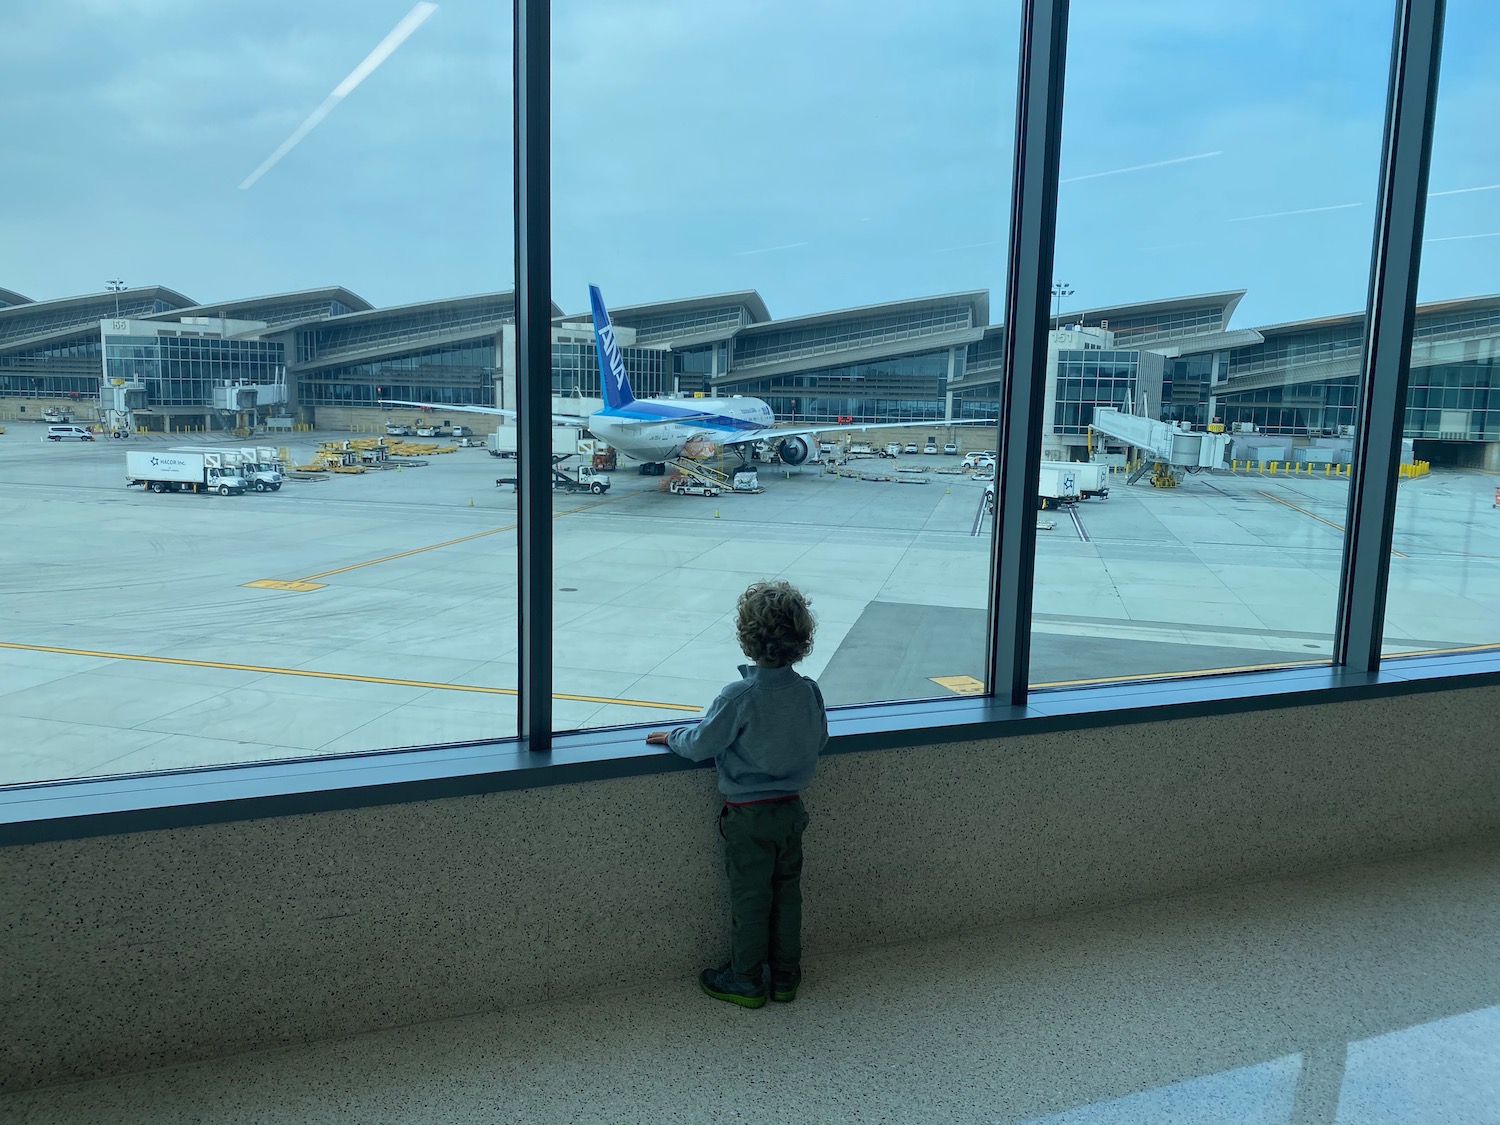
[1257,490,1407,558]
[0,640,699,712]
[1383,642,1500,658]
[1032,657,1330,690]
[299,523,519,581]
[242,495,620,591]
[930,675,986,695]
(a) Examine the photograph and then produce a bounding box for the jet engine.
[776,435,813,465]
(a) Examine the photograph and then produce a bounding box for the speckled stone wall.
[4,685,1497,1092]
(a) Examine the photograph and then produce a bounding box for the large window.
[1383,0,1500,657]
[547,0,1015,731]
[1024,0,1392,689]
[0,0,1494,820]
[0,0,516,785]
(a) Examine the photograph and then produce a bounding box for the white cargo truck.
[171,447,282,492]
[1036,463,1082,510]
[235,448,284,491]
[1042,460,1109,500]
[127,451,247,495]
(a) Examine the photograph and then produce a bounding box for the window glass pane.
[549,0,1016,730]
[1383,0,1500,657]
[0,2,516,784]
[1030,0,1390,689]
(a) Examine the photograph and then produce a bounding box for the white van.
[47,425,95,442]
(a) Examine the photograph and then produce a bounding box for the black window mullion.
[988,0,1070,706]
[1336,0,1446,672]
[514,0,552,750]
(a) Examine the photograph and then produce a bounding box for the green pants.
[719,797,809,981]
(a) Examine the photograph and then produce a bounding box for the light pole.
[106,278,125,318]
[1051,282,1074,325]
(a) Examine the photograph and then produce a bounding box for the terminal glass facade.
[103,332,285,408]
[0,339,101,398]
[296,298,514,363]
[1052,350,1146,435]
[753,351,951,423]
[299,341,497,406]
[612,304,751,346]
[731,305,973,370]
[550,339,668,400]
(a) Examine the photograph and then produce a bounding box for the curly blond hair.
[735,580,815,668]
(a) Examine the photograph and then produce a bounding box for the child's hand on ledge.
[645,731,670,746]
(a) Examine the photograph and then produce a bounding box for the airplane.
[382,285,985,470]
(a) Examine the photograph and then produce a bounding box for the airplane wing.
[725,417,995,446]
[378,400,586,427]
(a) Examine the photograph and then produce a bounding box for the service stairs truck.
[126,451,247,495]
[171,447,283,492]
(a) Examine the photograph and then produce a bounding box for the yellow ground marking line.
[1383,642,1500,658]
[929,675,986,695]
[0,641,699,712]
[242,495,618,591]
[1257,490,1407,558]
[935,657,1333,694]
[1032,657,1331,690]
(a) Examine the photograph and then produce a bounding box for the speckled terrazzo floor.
[8,836,1499,1125]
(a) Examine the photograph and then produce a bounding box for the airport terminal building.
[1,281,1496,467]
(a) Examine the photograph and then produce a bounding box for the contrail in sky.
[732,242,808,256]
[1227,184,1498,223]
[1060,151,1221,184]
[1228,202,1364,222]
[1430,183,1500,197]
[240,3,438,190]
[1424,231,1500,243]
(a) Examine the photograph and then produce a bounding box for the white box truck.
[127,451,247,495]
[171,447,282,492]
[235,448,284,491]
[1043,460,1109,500]
[1036,463,1082,510]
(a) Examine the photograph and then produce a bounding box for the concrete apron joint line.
[0,641,700,712]
[241,498,614,593]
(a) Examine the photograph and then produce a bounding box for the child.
[646,579,828,1008]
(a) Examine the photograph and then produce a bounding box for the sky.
[0,0,1495,330]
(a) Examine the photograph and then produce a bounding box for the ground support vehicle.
[1043,460,1109,500]
[1037,463,1082,510]
[173,447,284,491]
[669,478,720,497]
[552,456,611,495]
[496,456,612,494]
[126,451,247,495]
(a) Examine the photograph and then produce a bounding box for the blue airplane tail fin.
[590,285,635,411]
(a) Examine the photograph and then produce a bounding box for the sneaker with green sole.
[770,966,801,1002]
[699,963,766,1008]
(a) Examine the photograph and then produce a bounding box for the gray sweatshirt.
[666,664,828,802]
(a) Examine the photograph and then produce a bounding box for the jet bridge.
[1090,407,1229,488]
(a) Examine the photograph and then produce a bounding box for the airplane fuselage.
[587,395,777,463]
